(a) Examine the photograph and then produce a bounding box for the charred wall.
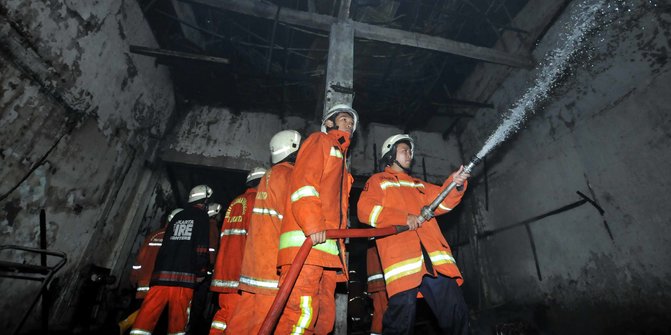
[0,0,175,330]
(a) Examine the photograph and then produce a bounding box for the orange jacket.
[357,167,467,297]
[130,228,165,299]
[238,162,293,295]
[211,188,256,293]
[278,130,353,271]
[366,244,385,293]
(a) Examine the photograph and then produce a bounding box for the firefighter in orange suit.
[130,186,212,335]
[357,134,470,335]
[276,104,359,334]
[209,167,265,334]
[366,243,387,335]
[118,208,182,334]
[226,130,302,334]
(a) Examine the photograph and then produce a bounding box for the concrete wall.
[163,105,464,183]
[455,0,670,331]
[0,0,174,330]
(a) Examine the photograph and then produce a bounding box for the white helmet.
[321,104,359,133]
[167,208,184,222]
[270,130,302,164]
[246,167,267,184]
[379,134,414,169]
[188,184,213,203]
[380,134,414,159]
[207,203,222,217]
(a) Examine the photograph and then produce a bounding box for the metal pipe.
[418,155,482,223]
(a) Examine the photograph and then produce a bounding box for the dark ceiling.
[136,0,530,131]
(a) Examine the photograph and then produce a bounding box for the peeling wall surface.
[0,0,174,330]
[163,106,464,183]
[456,0,670,331]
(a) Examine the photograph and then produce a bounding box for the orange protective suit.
[357,167,467,298]
[130,228,165,299]
[227,162,294,334]
[209,188,256,334]
[276,130,353,335]
[130,286,192,335]
[366,245,387,335]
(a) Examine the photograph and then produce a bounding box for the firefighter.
[130,186,212,335]
[209,167,265,334]
[357,134,470,335]
[226,130,302,334]
[118,208,182,334]
[366,243,387,335]
[188,202,223,334]
[276,104,358,334]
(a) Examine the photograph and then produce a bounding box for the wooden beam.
[182,0,534,68]
[129,45,230,64]
[352,21,531,68]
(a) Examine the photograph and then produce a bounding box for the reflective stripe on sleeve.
[130,330,152,335]
[239,275,279,289]
[132,265,142,270]
[279,230,339,255]
[438,203,452,211]
[290,186,320,202]
[368,205,383,227]
[148,242,162,246]
[252,207,284,220]
[137,286,150,292]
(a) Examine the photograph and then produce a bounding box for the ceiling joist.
[180,0,534,68]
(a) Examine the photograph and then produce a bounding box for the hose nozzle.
[463,155,482,174]
[417,154,483,224]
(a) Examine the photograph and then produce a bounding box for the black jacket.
[150,205,210,288]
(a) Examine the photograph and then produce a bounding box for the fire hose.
[258,225,408,334]
[259,157,481,334]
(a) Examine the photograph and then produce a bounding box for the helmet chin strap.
[393,159,412,174]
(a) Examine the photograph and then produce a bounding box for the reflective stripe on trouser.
[383,275,469,335]
[276,265,337,335]
[370,290,388,334]
[226,291,276,335]
[131,286,193,335]
[209,292,241,335]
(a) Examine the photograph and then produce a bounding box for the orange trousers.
[370,290,388,335]
[209,292,241,335]
[275,265,337,335]
[226,291,276,334]
[130,286,192,335]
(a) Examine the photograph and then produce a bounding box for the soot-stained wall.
[455,0,670,331]
[0,0,174,330]
[162,105,465,184]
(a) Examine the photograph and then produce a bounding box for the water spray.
[418,0,604,223]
